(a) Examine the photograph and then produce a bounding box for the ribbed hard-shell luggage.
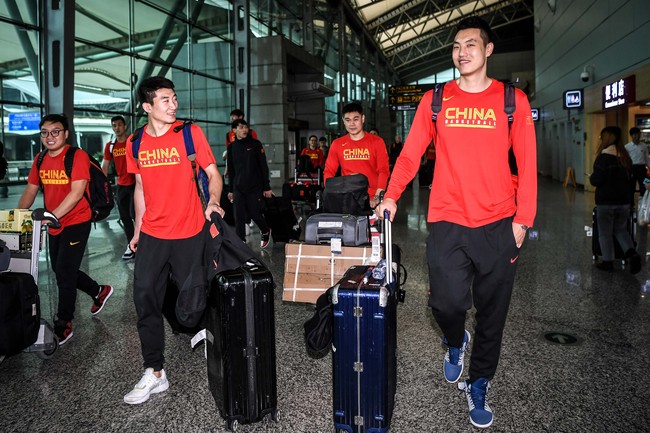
[0,272,40,356]
[331,212,401,433]
[305,213,369,246]
[206,261,280,431]
[591,206,637,260]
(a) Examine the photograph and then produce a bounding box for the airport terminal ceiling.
[0,0,534,106]
[348,0,534,83]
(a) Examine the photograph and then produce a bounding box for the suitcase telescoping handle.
[383,209,393,287]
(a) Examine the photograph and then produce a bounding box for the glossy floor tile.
[1,177,649,433]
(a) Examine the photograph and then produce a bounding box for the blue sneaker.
[458,377,493,428]
[442,329,470,383]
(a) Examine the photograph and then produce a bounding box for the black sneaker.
[596,261,613,271]
[54,320,74,346]
[626,250,642,274]
[122,245,135,261]
[260,230,271,249]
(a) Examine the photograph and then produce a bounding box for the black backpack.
[37,147,115,223]
[322,173,371,216]
[431,81,518,176]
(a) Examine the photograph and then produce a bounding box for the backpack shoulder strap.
[36,150,46,169]
[130,126,145,159]
[63,146,78,179]
[36,151,46,191]
[504,82,516,132]
[504,82,518,176]
[174,120,195,161]
[431,82,446,123]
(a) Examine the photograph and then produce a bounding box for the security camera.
[580,71,590,82]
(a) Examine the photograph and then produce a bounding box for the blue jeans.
[596,205,634,261]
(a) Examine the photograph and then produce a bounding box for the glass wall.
[1,0,235,174]
[0,3,43,176]
[1,0,398,179]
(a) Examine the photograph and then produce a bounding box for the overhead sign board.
[8,111,41,132]
[563,89,583,110]
[602,75,636,109]
[388,84,437,111]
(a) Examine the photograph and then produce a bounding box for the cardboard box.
[283,242,381,303]
[0,209,32,232]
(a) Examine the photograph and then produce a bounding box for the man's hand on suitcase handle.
[31,208,61,229]
[376,198,397,222]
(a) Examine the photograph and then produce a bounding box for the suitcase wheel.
[264,409,281,423]
[226,419,239,432]
[35,343,58,360]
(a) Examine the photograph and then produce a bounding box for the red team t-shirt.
[104,140,135,186]
[323,132,390,197]
[126,121,216,239]
[300,147,325,168]
[27,145,92,235]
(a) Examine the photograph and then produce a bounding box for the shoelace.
[463,381,489,411]
[447,347,461,364]
[135,372,160,390]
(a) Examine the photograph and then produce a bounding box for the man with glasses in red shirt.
[18,113,113,346]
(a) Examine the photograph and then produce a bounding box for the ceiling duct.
[288,82,335,100]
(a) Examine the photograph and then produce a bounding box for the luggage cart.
[0,209,58,359]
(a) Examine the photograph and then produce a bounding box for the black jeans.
[48,221,100,322]
[426,218,518,381]
[632,165,647,197]
[133,226,207,371]
[233,190,269,241]
[116,184,135,242]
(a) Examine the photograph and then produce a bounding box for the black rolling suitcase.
[263,195,301,242]
[206,261,279,431]
[591,206,637,261]
[331,211,404,433]
[0,272,40,356]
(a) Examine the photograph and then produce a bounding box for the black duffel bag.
[322,173,371,216]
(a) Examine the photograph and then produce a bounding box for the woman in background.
[589,126,641,273]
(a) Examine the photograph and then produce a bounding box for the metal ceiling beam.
[348,0,533,81]
[76,3,129,38]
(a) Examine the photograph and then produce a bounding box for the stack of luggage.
[301,207,406,433]
[282,174,381,304]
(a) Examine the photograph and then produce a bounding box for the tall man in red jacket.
[323,102,390,208]
[377,17,537,429]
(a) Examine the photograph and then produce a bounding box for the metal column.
[233,0,250,116]
[42,0,75,142]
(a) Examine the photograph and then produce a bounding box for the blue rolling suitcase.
[331,212,400,433]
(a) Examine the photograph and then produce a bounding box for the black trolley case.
[206,261,280,431]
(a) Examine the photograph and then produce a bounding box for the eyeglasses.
[40,129,64,138]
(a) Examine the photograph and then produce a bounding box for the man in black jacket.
[226,119,273,247]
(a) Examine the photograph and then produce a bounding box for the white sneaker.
[123,368,169,404]
[122,245,135,260]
